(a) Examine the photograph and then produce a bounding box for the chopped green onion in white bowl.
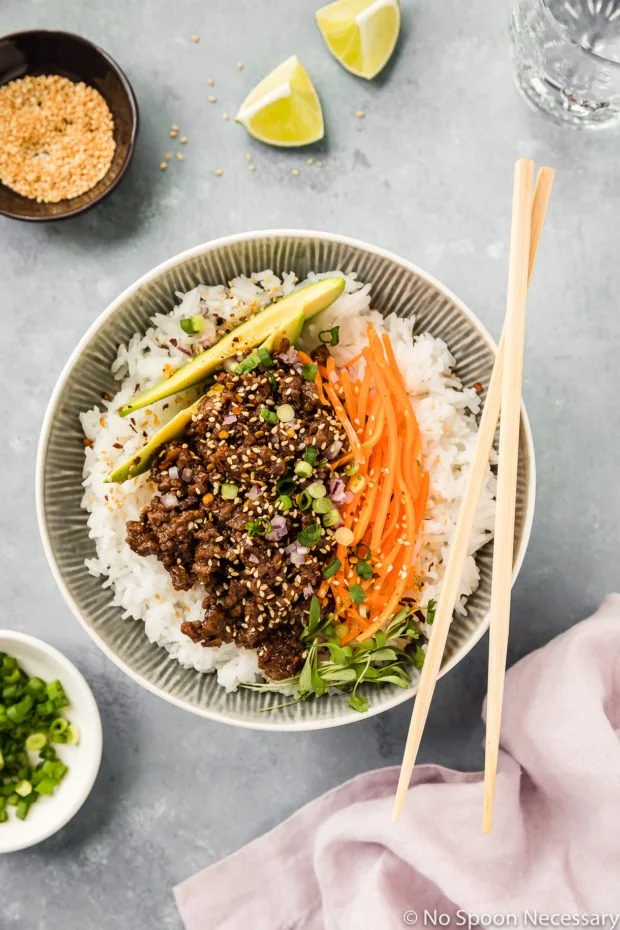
[0,631,102,854]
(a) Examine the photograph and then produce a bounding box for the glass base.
[513,66,620,131]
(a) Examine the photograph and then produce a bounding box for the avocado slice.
[260,308,304,352]
[118,277,344,417]
[107,396,204,483]
[107,307,309,483]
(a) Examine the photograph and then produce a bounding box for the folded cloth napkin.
[175,595,620,930]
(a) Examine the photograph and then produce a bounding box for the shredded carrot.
[312,324,430,645]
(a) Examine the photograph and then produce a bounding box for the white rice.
[80,270,495,692]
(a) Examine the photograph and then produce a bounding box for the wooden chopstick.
[392,161,554,823]
[482,164,555,833]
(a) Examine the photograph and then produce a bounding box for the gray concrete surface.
[1,1,619,927]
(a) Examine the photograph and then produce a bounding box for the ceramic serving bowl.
[0,631,102,853]
[0,30,138,221]
[36,230,535,731]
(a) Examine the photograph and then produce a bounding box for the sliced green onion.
[334,526,355,546]
[344,460,359,476]
[296,490,312,511]
[246,517,272,537]
[348,474,366,494]
[303,446,318,465]
[323,558,342,579]
[307,481,326,499]
[67,723,81,746]
[349,583,366,605]
[276,476,296,495]
[257,347,274,368]
[180,314,205,335]
[294,460,313,478]
[297,523,323,548]
[221,483,239,500]
[276,404,295,423]
[278,494,293,512]
[302,362,318,381]
[260,406,278,425]
[25,733,47,752]
[234,351,261,375]
[15,780,32,798]
[312,497,333,514]
[322,508,341,528]
[319,326,340,346]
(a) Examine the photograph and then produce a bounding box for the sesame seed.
[291,168,300,176]
[208,95,217,103]
[214,168,223,176]
[159,161,168,171]
[237,62,244,70]
[356,110,366,119]
[176,152,184,161]
[223,112,230,120]
[180,136,188,144]
[207,77,215,86]
[191,34,200,42]
[169,129,178,138]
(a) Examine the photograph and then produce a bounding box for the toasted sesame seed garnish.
[236,62,244,70]
[356,110,366,119]
[191,34,200,42]
[208,95,217,103]
[169,128,178,138]
[159,161,168,171]
[307,157,314,165]
[214,168,223,176]
[207,77,215,86]
[291,168,300,176]
[176,152,184,161]
[180,136,188,144]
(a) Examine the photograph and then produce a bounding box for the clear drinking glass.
[510,0,620,129]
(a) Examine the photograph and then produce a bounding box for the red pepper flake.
[112,442,123,449]
[473,382,484,393]
[82,437,94,448]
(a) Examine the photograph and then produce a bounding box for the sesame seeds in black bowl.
[0,30,138,222]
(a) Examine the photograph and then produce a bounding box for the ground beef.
[126,346,348,680]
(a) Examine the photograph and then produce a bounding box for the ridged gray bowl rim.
[35,229,536,731]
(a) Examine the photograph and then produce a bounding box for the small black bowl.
[0,30,139,221]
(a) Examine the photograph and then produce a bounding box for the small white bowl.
[0,631,102,853]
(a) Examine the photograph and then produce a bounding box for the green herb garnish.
[349,583,366,605]
[356,561,373,580]
[302,362,318,381]
[425,599,436,625]
[245,603,427,713]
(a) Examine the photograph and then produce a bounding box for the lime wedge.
[235,56,324,147]
[315,0,401,80]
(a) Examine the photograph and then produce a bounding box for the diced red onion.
[326,440,343,461]
[160,493,178,509]
[168,466,179,480]
[181,468,193,482]
[248,485,261,500]
[344,490,355,504]
[248,553,259,564]
[266,515,288,541]
[329,477,346,503]
[223,413,237,425]
[284,542,308,565]
[329,371,339,384]
[278,346,298,365]
[302,584,314,598]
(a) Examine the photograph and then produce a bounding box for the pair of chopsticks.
[392,159,555,830]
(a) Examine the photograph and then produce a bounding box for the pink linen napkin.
[175,595,620,930]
